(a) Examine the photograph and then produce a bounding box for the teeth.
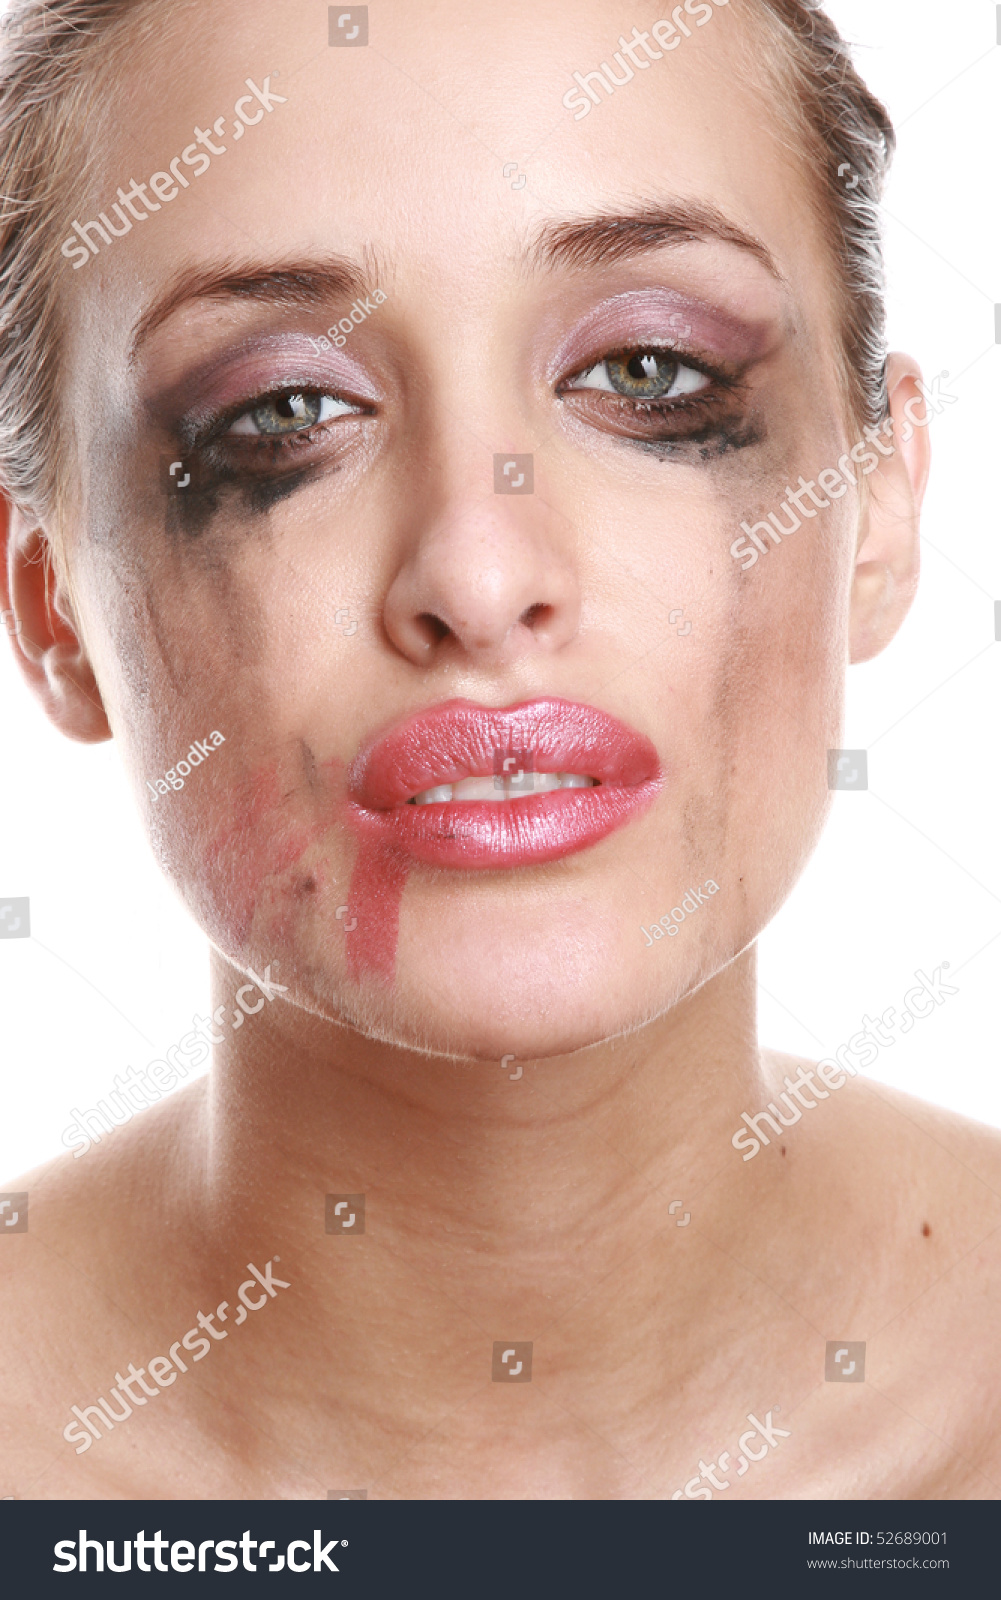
[523,772,561,795]
[409,773,597,805]
[452,776,501,802]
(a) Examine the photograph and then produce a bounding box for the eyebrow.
[128,201,781,362]
[527,201,784,281]
[128,257,371,364]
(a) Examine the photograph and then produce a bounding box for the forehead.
[65,0,823,333]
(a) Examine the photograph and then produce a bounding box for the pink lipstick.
[348,697,662,870]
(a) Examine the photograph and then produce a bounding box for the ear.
[849,353,932,665]
[0,497,111,742]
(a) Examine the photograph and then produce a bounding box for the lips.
[348,698,662,868]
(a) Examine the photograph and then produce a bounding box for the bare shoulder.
[762,1045,1001,1204]
[848,1073,1001,1237]
[860,1082,1001,1495]
[0,1073,206,1249]
[761,1054,1001,1497]
[815,1066,1001,1328]
[0,1084,206,1499]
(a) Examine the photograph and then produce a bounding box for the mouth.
[349,698,661,868]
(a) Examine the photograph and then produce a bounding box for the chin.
[320,896,678,1061]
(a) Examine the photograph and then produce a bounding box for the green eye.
[568,350,710,402]
[609,351,678,398]
[228,392,358,437]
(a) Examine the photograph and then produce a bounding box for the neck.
[205,945,763,1242]
[195,945,775,1491]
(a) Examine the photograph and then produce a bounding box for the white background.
[1,0,999,1177]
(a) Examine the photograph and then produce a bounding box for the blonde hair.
[0,0,895,531]
[741,0,896,431]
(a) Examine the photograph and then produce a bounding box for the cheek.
[73,510,410,982]
[74,445,279,728]
[704,531,848,918]
[650,467,852,926]
[206,762,329,943]
[147,750,346,957]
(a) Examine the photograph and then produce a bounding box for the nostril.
[519,603,551,631]
[415,612,451,649]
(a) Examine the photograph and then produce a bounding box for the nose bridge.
[412,467,557,639]
[422,446,544,614]
[382,397,581,666]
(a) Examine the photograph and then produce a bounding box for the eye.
[566,350,710,402]
[227,391,360,436]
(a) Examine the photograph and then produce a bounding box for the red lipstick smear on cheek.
[193,756,408,983]
[209,773,304,936]
[197,757,341,948]
[343,820,409,983]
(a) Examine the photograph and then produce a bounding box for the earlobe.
[849,353,932,666]
[0,499,111,743]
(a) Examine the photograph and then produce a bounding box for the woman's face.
[59,0,856,1059]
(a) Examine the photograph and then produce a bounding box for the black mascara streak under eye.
[164,446,346,537]
[632,418,766,462]
[247,467,319,514]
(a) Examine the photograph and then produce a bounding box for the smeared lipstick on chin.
[344,829,409,983]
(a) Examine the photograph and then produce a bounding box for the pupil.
[627,353,660,381]
[277,394,305,420]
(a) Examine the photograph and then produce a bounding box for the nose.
[382,458,581,669]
